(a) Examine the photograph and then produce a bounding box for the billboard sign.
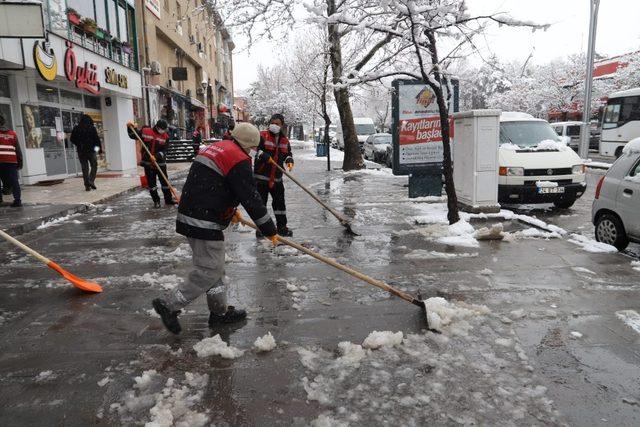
[392,79,458,175]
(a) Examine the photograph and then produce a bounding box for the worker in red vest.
[127,119,176,208]
[254,113,294,236]
[0,114,23,207]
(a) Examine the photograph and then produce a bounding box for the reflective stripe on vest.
[0,132,18,164]
[177,212,226,230]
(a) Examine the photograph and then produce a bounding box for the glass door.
[39,106,68,177]
[62,110,82,175]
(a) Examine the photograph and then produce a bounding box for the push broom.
[127,123,181,203]
[237,217,430,328]
[0,229,102,293]
[267,157,359,235]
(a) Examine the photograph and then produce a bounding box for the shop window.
[36,84,59,103]
[0,75,9,98]
[108,0,118,37]
[67,0,94,20]
[60,90,84,108]
[0,104,13,129]
[84,95,102,110]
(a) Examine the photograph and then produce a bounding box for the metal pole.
[579,0,600,159]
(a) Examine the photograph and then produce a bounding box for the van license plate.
[538,187,565,194]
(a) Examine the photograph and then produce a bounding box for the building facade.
[136,0,235,139]
[0,0,143,184]
[233,96,250,122]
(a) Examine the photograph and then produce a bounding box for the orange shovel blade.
[47,261,103,293]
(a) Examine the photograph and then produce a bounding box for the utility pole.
[579,0,600,159]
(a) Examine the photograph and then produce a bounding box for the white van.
[499,112,587,208]
[336,117,376,150]
[600,87,640,157]
[551,121,583,151]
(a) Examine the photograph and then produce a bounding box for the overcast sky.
[232,0,640,92]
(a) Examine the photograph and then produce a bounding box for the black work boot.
[10,200,22,208]
[277,227,293,237]
[153,200,161,208]
[152,298,182,334]
[208,306,247,326]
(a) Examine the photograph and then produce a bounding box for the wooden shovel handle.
[239,217,416,304]
[0,229,50,264]
[268,157,351,226]
[127,124,181,203]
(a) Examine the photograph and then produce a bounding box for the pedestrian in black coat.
[70,114,101,191]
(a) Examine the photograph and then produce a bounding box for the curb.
[3,168,190,238]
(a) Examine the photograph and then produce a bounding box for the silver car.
[592,140,640,250]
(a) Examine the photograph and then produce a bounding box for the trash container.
[316,142,328,157]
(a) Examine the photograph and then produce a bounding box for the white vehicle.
[600,87,640,158]
[552,121,582,151]
[363,133,391,162]
[336,117,376,150]
[592,138,640,251]
[499,112,587,208]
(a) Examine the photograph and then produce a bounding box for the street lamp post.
[579,0,600,159]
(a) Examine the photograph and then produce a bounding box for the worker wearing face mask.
[254,113,294,237]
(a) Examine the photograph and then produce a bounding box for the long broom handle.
[127,125,181,202]
[268,157,351,226]
[0,229,50,264]
[238,217,416,304]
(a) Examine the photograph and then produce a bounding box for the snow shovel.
[267,157,359,235]
[0,229,103,293]
[237,217,429,328]
[127,124,181,203]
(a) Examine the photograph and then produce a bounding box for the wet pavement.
[0,143,638,426]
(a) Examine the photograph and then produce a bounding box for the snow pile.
[570,331,583,339]
[504,227,561,240]
[35,370,57,383]
[37,213,80,229]
[298,302,559,425]
[362,331,403,349]
[253,332,277,352]
[536,139,568,151]
[535,181,559,188]
[615,310,640,334]
[500,142,521,151]
[622,137,640,155]
[572,267,596,275]
[632,261,640,272]
[424,297,490,334]
[404,250,478,260]
[568,234,617,253]
[130,273,184,290]
[193,335,244,359]
[114,370,209,426]
[474,223,504,241]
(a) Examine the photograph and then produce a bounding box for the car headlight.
[499,167,524,176]
[572,164,586,174]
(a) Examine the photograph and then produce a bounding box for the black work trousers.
[78,152,97,189]
[256,179,287,230]
[0,163,20,202]
[144,164,173,203]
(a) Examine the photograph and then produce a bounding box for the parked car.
[499,112,587,208]
[363,133,391,162]
[592,137,640,250]
[385,143,393,168]
[552,121,582,151]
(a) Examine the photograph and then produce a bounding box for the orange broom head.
[47,261,103,293]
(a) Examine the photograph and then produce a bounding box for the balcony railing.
[65,24,137,71]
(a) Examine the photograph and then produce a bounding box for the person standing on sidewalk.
[152,122,278,334]
[0,114,23,207]
[127,119,175,208]
[70,114,101,191]
[254,113,294,237]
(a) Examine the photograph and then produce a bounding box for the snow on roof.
[622,137,640,155]
[500,112,543,122]
[552,121,583,126]
[609,87,640,99]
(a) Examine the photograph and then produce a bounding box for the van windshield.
[500,121,561,148]
[355,124,376,135]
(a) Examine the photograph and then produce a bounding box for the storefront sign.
[391,79,458,176]
[33,39,57,81]
[105,67,128,89]
[64,41,100,95]
[145,0,161,19]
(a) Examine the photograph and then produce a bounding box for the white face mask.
[268,124,281,134]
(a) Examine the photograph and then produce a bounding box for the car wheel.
[615,146,624,158]
[553,198,576,209]
[595,213,629,251]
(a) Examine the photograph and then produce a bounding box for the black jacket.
[176,139,277,240]
[70,124,101,155]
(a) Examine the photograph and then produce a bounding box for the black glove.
[256,150,271,162]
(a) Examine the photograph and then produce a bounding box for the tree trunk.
[326,0,363,171]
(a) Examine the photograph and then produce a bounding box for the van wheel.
[595,213,629,251]
[553,198,576,209]
[615,147,623,158]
